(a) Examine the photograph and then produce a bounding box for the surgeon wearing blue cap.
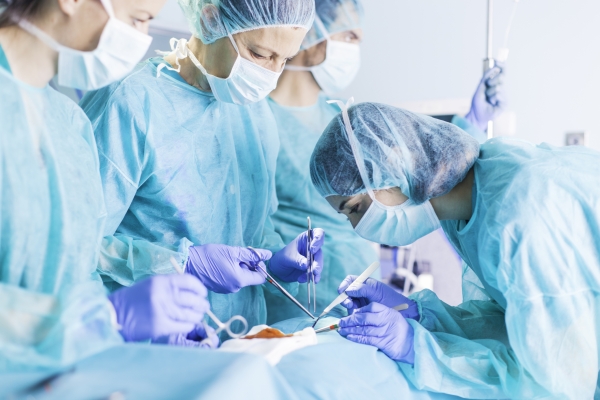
[81,0,323,336]
[266,0,506,322]
[310,102,600,399]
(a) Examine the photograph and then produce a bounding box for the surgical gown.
[0,47,122,371]
[80,57,290,333]
[266,95,379,323]
[399,138,600,399]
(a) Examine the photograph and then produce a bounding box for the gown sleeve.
[492,188,600,399]
[397,289,548,399]
[0,281,123,371]
[81,85,191,290]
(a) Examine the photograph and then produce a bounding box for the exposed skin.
[0,0,165,87]
[269,28,363,107]
[326,168,475,228]
[164,26,307,92]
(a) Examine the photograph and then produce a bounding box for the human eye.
[250,50,267,60]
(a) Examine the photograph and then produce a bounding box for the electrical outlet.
[565,132,586,146]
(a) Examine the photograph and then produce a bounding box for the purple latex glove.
[269,228,325,283]
[153,324,220,348]
[338,276,419,320]
[186,245,270,294]
[339,302,415,364]
[108,274,210,342]
[465,64,507,132]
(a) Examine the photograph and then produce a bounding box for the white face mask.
[18,0,152,90]
[184,34,282,105]
[286,39,361,95]
[354,197,441,247]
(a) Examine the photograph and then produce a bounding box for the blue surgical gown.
[0,46,122,371]
[266,95,379,323]
[399,138,600,399]
[80,57,290,333]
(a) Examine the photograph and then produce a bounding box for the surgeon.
[265,0,505,322]
[81,0,322,335]
[309,102,600,399]
[0,0,220,371]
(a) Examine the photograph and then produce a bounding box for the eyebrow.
[338,199,348,212]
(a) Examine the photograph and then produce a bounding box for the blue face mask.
[354,196,441,247]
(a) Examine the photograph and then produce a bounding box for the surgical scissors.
[242,248,316,320]
[306,217,316,313]
[169,257,249,348]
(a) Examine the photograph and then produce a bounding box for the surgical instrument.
[312,261,380,327]
[306,217,316,313]
[169,257,249,347]
[314,323,339,334]
[243,248,316,320]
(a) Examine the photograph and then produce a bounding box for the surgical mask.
[285,16,361,95]
[355,197,441,246]
[17,0,152,90]
[328,98,441,247]
[287,40,360,95]
[175,34,282,105]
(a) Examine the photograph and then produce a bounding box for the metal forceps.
[169,257,249,348]
[306,217,316,313]
[242,247,316,320]
[199,309,248,348]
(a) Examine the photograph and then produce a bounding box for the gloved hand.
[152,324,220,348]
[108,274,210,342]
[465,63,506,132]
[186,245,270,294]
[338,276,419,320]
[339,302,415,364]
[269,229,325,283]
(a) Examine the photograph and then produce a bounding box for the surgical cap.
[178,0,316,44]
[310,102,480,204]
[302,0,364,50]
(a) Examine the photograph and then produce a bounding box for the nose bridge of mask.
[98,0,115,18]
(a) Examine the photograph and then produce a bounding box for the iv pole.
[483,0,495,139]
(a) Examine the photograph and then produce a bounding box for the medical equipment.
[170,257,250,347]
[306,217,317,313]
[483,0,519,139]
[312,261,380,327]
[484,0,496,139]
[245,248,316,320]
[314,323,339,334]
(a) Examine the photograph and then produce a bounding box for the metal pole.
[484,0,495,139]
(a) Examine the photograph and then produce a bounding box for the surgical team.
[1,0,598,398]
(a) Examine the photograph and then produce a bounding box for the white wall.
[338,0,600,150]
[152,0,600,150]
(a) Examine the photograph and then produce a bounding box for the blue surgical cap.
[310,102,480,204]
[178,0,316,44]
[302,0,364,50]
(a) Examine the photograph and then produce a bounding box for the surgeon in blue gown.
[310,101,600,399]
[265,0,506,322]
[0,0,224,373]
[81,0,323,335]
